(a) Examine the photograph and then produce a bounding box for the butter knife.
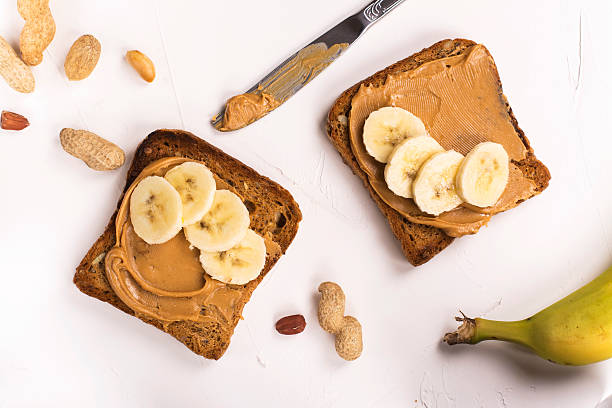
[212,0,406,131]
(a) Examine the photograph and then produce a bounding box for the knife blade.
[212,0,406,131]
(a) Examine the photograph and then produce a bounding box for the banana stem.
[473,318,531,346]
[444,314,531,348]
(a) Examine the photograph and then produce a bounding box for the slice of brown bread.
[74,129,302,360]
[326,38,550,266]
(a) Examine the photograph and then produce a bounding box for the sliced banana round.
[363,106,428,163]
[384,135,444,198]
[200,229,266,285]
[413,150,464,216]
[130,176,183,244]
[164,162,216,225]
[184,189,250,252]
[456,142,510,207]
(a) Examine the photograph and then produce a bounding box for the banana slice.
[413,150,464,216]
[384,135,444,198]
[130,176,183,244]
[184,189,250,252]
[363,106,428,163]
[200,229,266,285]
[456,142,510,207]
[164,162,216,225]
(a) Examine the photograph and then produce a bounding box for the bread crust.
[326,38,550,266]
[74,129,302,360]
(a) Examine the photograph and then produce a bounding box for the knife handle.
[358,0,405,26]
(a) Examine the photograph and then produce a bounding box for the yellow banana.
[444,265,612,365]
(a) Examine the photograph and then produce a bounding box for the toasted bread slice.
[74,129,302,359]
[326,39,550,266]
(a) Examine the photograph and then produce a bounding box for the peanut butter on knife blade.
[214,43,348,131]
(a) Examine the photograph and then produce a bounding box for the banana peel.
[444,265,612,366]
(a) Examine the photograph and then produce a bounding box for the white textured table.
[1,1,611,406]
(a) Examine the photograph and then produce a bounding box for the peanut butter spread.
[105,157,281,325]
[220,93,280,131]
[218,42,348,131]
[349,44,536,237]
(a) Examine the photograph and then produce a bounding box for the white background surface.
[1,0,611,406]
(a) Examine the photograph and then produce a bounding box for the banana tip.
[443,312,476,345]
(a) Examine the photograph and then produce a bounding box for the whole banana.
[444,265,612,365]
